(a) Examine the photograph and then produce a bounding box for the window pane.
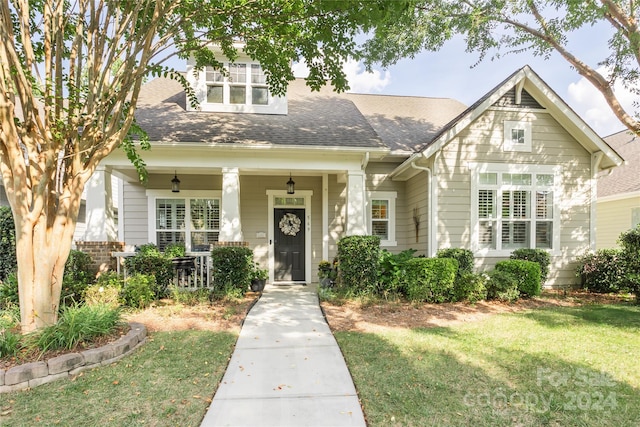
[252,87,268,105]
[502,173,531,185]
[372,220,388,240]
[228,64,246,83]
[478,190,495,218]
[191,231,219,251]
[230,86,246,104]
[479,172,497,185]
[479,220,495,249]
[511,128,525,144]
[156,199,185,230]
[537,174,554,186]
[206,67,224,83]
[275,197,305,206]
[207,85,223,103]
[536,191,553,219]
[502,191,529,218]
[157,231,185,251]
[372,200,388,219]
[190,199,220,231]
[251,64,266,84]
[535,222,552,249]
[502,221,529,249]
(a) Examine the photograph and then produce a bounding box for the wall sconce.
[286,173,295,194]
[171,171,181,193]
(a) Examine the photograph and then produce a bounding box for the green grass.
[336,303,640,427]
[1,330,237,426]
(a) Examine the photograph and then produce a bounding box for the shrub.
[402,258,458,303]
[59,250,95,307]
[35,303,123,351]
[210,246,253,294]
[496,259,541,297]
[336,235,381,295]
[0,327,21,358]
[576,249,626,293]
[124,251,173,298]
[453,272,488,303]
[169,286,212,305]
[0,272,19,308]
[377,249,417,296]
[164,243,186,258]
[121,274,156,309]
[84,272,123,308]
[0,206,17,282]
[510,248,551,283]
[486,270,520,302]
[436,248,474,279]
[618,225,640,300]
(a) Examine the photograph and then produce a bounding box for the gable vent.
[493,87,544,109]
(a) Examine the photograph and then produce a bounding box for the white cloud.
[343,59,391,93]
[567,67,636,137]
[291,59,390,93]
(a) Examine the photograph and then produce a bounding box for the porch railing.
[112,251,213,289]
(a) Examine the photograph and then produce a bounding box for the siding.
[327,174,346,261]
[405,171,429,256]
[436,108,592,288]
[597,196,640,249]
[121,182,149,247]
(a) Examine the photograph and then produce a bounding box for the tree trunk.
[15,206,76,332]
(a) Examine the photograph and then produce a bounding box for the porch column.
[219,167,243,242]
[84,166,116,241]
[346,170,367,235]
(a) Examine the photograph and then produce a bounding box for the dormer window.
[205,64,269,106]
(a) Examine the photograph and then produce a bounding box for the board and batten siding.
[597,196,640,249]
[436,108,592,288]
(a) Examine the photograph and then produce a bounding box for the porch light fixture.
[171,171,181,193]
[286,173,295,194]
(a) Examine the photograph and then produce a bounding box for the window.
[369,191,397,246]
[504,121,532,152]
[471,164,560,254]
[205,63,268,106]
[151,193,220,251]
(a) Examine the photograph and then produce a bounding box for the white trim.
[469,162,562,256]
[266,189,313,284]
[118,178,124,242]
[322,174,329,261]
[503,120,532,152]
[432,151,441,256]
[591,152,604,251]
[146,190,222,251]
[597,190,640,203]
[367,191,397,247]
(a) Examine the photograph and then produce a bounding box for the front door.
[274,208,305,281]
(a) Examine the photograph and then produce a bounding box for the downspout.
[411,161,433,257]
[590,151,605,251]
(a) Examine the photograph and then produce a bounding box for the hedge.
[210,246,253,293]
[336,235,380,294]
[402,257,458,303]
[495,259,541,297]
[510,248,550,283]
[576,249,626,293]
[436,248,474,280]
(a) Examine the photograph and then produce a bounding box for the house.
[85,51,622,289]
[596,130,640,248]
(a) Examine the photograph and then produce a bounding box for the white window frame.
[368,191,397,247]
[146,190,222,251]
[469,163,561,256]
[504,120,532,152]
[205,63,268,107]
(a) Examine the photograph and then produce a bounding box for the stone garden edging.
[0,322,147,393]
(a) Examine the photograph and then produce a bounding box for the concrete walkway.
[200,284,366,427]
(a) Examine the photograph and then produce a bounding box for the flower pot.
[320,277,333,288]
[251,278,266,292]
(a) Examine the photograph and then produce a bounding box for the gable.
[492,88,544,109]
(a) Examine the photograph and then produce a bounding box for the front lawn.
[335,303,640,426]
[1,330,237,426]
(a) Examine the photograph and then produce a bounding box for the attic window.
[504,121,532,152]
[205,64,268,106]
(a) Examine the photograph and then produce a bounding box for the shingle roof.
[599,130,640,197]
[134,77,466,153]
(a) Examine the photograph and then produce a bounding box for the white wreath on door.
[279,213,301,236]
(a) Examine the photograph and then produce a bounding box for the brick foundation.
[75,241,125,277]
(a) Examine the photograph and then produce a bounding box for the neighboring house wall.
[436,109,592,288]
[597,194,640,248]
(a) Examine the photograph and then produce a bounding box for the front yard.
[323,296,640,426]
[2,292,639,426]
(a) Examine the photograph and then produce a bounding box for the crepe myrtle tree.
[0,0,409,332]
[358,0,640,136]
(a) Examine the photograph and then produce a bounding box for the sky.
[291,28,635,138]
